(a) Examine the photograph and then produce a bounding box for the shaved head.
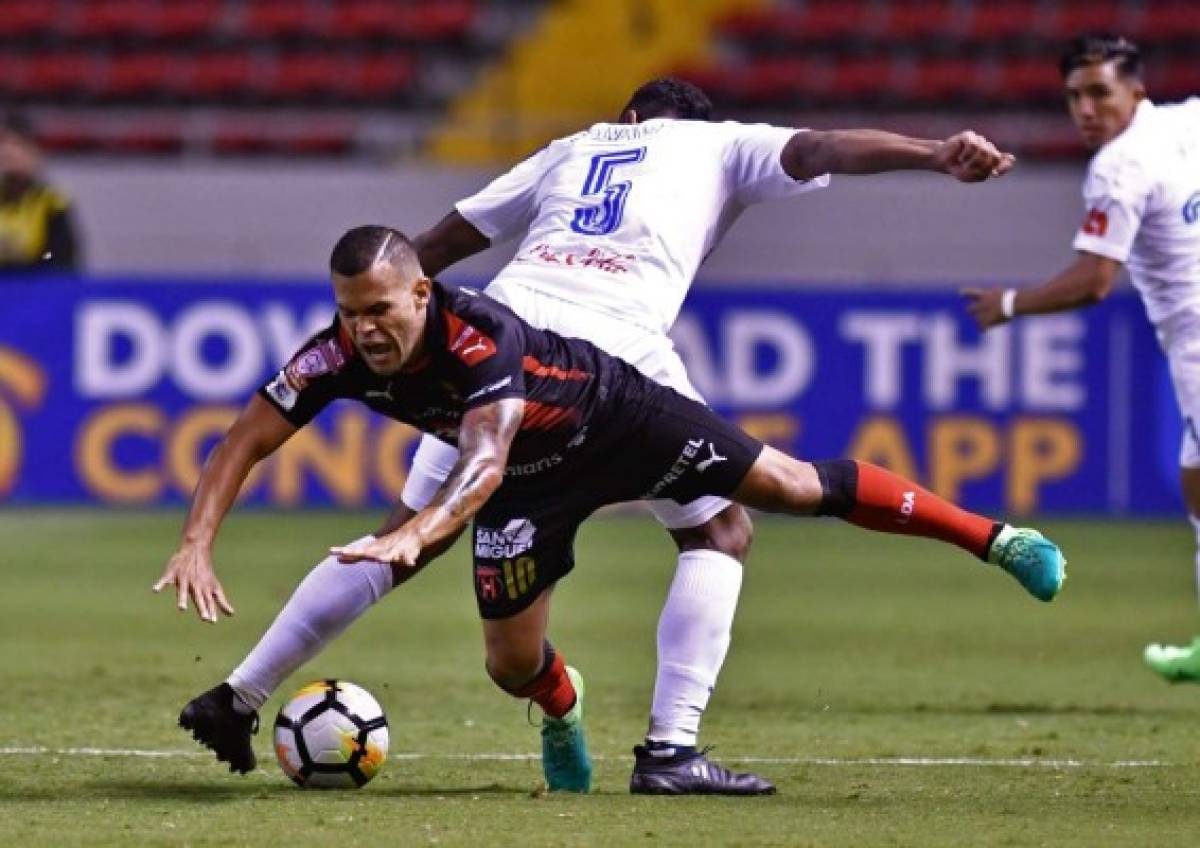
[330,225,424,281]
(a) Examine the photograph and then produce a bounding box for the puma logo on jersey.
[898,490,916,524]
[445,311,497,366]
[695,442,728,473]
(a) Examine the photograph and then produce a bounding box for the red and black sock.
[506,642,577,719]
[813,459,1002,560]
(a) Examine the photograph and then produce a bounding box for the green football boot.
[1144,637,1200,682]
[541,666,593,792]
[988,526,1066,602]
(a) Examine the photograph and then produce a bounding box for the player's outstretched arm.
[963,252,1123,329]
[153,395,297,622]
[413,211,490,276]
[783,129,1016,183]
[332,398,523,567]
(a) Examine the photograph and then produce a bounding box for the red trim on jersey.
[521,401,579,431]
[443,309,497,366]
[522,355,590,382]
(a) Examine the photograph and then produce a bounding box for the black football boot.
[178,683,259,774]
[630,743,776,795]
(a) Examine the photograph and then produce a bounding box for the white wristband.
[1000,288,1018,319]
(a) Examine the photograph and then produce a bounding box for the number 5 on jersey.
[570,147,646,236]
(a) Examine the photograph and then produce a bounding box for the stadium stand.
[2,0,1197,160]
[670,0,1200,159]
[0,0,504,155]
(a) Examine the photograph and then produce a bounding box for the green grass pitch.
[2,510,1200,846]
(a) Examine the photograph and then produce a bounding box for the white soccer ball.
[273,679,389,788]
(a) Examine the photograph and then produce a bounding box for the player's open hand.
[938,131,1016,182]
[153,544,235,623]
[331,531,420,568]
[962,287,1009,329]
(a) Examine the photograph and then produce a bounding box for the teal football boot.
[988,526,1066,602]
[541,666,592,792]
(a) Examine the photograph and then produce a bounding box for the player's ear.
[620,108,639,125]
[411,276,432,306]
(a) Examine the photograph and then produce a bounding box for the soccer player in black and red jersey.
[162,226,1066,789]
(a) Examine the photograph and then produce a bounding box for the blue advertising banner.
[0,277,1180,514]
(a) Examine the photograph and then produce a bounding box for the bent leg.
[482,590,591,792]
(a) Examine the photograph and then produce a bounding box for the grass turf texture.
[2,510,1199,846]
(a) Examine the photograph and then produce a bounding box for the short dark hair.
[330,225,419,277]
[1059,33,1142,80]
[622,78,713,121]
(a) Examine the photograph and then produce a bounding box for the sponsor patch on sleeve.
[1081,208,1109,237]
[266,371,299,410]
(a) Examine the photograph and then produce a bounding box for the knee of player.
[670,505,754,562]
[752,450,824,515]
[485,653,543,694]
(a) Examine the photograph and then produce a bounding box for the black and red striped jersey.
[258,281,646,467]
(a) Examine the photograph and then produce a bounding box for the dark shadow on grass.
[71,779,541,802]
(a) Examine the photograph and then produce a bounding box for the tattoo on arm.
[410,399,523,546]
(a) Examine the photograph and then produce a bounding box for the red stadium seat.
[106,53,180,98]
[991,58,1062,102]
[156,1,223,39]
[829,56,898,100]
[68,1,159,39]
[911,58,984,102]
[328,0,477,40]
[719,3,872,43]
[965,2,1041,40]
[1130,2,1200,41]
[242,1,328,39]
[181,52,258,98]
[280,128,355,156]
[883,2,960,40]
[23,52,103,97]
[1045,3,1130,40]
[0,1,60,38]
[267,53,353,98]
[356,54,418,97]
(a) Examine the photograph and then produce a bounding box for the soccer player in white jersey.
[965,35,1200,680]
[160,79,1017,794]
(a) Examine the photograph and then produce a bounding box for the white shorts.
[1159,309,1200,469]
[400,281,731,529]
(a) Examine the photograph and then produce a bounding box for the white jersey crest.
[456,119,829,334]
[1072,98,1200,326]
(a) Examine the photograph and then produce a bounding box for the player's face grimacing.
[332,265,431,375]
[1064,60,1143,149]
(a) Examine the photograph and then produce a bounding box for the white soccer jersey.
[1072,98,1200,326]
[456,119,829,334]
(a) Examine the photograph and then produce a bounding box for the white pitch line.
[0,747,1171,768]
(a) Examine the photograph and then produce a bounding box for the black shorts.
[472,384,763,619]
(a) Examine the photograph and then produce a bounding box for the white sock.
[227,544,393,711]
[646,550,743,747]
